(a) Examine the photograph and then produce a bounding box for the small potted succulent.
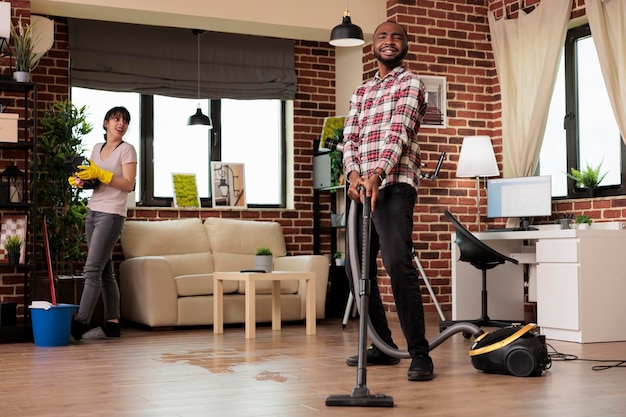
[254,246,273,272]
[574,214,593,230]
[333,251,343,266]
[4,235,22,265]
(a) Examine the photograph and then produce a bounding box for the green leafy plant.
[333,251,342,260]
[575,214,592,225]
[10,17,42,72]
[565,161,608,189]
[254,246,273,256]
[4,235,22,255]
[35,100,93,275]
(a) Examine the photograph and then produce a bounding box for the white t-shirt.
[87,141,137,217]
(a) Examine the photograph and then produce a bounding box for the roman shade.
[67,19,297,100]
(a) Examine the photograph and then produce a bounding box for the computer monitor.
[487,175,552,229]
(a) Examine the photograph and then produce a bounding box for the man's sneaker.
[407,355,434,381]
[346,345,401,367]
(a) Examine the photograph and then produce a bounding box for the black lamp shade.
[187,107,213,128]
[330,15,364,47]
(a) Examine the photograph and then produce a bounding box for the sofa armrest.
[274,255,330,319]
[120,256,178,327]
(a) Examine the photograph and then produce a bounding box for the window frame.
[100,94,287,208]
[558,24,626,199]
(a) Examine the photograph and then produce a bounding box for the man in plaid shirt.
[342,21,432,381]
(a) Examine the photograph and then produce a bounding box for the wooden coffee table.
[213,271,316,339]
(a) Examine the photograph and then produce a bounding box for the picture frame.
[0,213,27,264]
[420,75,447,128]
[171,173,201,207]
[211,162,246,208]
[319,116,346,150]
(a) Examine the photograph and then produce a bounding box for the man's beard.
[374,47,408,67]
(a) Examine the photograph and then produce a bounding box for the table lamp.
[456,135,500,229]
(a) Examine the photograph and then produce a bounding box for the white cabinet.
[453,229,626,343]
[536,235,626,343]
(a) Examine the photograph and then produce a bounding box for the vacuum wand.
[326,191,394,408]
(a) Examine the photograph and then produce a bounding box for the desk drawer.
[536,239,578,263]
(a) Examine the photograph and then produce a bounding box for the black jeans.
[346,183,429,358]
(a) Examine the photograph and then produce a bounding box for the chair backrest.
[444,210,519,270]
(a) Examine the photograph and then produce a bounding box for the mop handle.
[42,218,57,305]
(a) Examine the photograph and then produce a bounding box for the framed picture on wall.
[0,213,27,264]
[171,173,201,207]
[420,75,447,128]
[211,162,246,208]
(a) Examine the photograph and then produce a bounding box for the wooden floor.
[0,314,625,417]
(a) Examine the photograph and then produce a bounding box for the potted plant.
[333,251,343,266]
[35,100,93,278]
[10,17,42,82]
[4,235,22,265]
[574,214,592,230]
[254,246,273,272]
[565,161,608,197]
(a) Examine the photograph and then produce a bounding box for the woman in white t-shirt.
[68,106,137,341]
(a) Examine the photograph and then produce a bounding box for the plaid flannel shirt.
[342,66,427,190]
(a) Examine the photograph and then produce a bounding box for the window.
[71,87,286,207]
[539,24,624,198]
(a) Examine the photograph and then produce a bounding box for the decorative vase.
[13,71,30,83]
[8,252,20,266]
[254,255,272,272]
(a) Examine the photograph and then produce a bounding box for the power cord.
[547,343,626,371]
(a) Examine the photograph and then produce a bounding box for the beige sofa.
[119,217,329,328]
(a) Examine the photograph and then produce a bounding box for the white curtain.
[586,0,626,145]
[488,0,572,177]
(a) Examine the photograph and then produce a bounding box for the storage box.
[313,153,331,189]
[0,302,17,326]
[0,113,18,143]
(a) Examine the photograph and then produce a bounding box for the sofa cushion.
[204,217,287,260]
[174,273,238,296]
[122,218,212,258]
[204,217,296,294]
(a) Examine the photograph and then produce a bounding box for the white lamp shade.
[456,135,499,178]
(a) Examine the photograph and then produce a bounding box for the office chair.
[440,210,521,333]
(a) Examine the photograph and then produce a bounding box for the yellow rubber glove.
[77,159,113,185]
[68,176,83,188]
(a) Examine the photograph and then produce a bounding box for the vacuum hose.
[346,197,482,358]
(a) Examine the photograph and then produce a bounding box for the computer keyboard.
[483,227,537,233]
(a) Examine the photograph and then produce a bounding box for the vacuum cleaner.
[325,158,549,408]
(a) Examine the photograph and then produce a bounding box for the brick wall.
[2,0,625,321]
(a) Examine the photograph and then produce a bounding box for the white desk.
[452,226,626,343]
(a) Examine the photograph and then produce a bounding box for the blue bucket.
[30,303,79,347]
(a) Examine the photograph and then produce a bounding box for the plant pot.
[254,255,273,272]
[576,223,590,230]
[334,258,343,266]
[13,71,30,83]
[7,252,20,266]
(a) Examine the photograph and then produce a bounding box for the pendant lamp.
[329,1,364,47]
[188,30,213,128]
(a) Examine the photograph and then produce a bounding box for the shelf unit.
[313,180,350,318]
[0,80,37,343]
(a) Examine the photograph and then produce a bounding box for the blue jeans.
[76,210,125,324]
